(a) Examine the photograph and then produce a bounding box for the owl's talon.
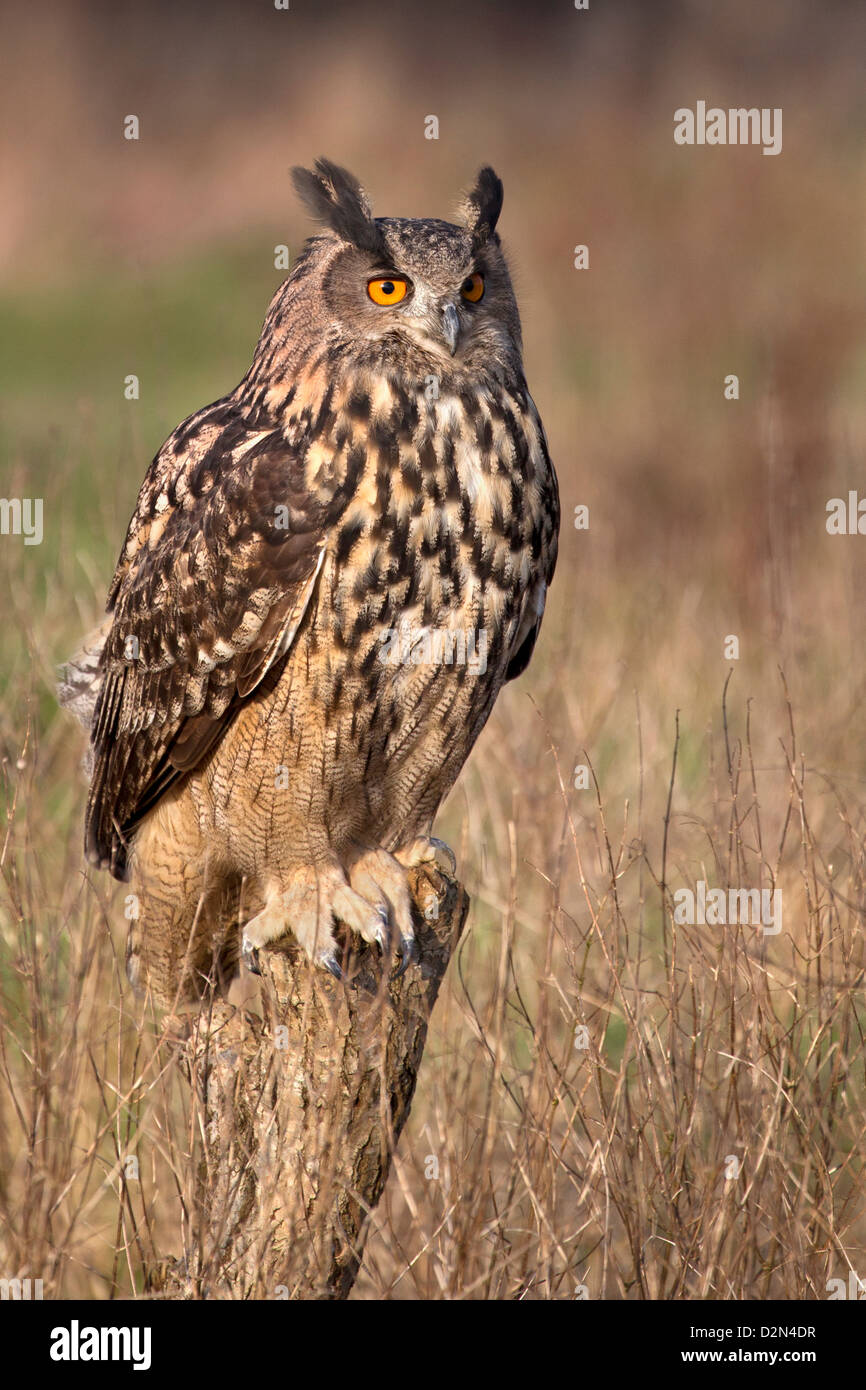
[320,952,344,981]
[429,838,456,876]
[241,935,262,976]
[394,935,419,977]
[374,905,390,952]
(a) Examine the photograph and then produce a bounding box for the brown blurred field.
[1,0,865,1299]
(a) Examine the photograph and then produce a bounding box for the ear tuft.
[459,166,504,248]
[291,158,384,254]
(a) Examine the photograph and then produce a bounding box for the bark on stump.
[149,866,468,1300]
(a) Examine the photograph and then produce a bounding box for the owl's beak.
[440,302,460,356]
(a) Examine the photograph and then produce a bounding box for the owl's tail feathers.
[57,617,111,775]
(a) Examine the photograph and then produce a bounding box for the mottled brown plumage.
[60,159,559,1006]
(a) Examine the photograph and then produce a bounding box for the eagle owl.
[60,160,560,1008]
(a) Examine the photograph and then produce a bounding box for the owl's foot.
[394,835,457,877]
[241,862,391,980]
[388,835,456,927]
[239,844,453,980]
[348,848,419,976]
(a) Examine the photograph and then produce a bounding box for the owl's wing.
[506,431,559,683]
[83,406,342,878]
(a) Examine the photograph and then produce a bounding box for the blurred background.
[1,0,865,1300]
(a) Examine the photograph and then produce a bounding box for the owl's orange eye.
[367,277,408,306]
[460,272,485,303]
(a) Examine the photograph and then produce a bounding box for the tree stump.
[148,866,468,1300]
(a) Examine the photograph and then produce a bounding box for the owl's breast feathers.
[77,362,558,877]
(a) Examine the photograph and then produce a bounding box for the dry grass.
[359,674,866,1298]
[1,0,865,1300]
[3,619,865,1299]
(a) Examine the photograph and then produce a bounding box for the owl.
[60,159,559,1008]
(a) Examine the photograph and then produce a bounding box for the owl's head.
[277,158,522,377]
